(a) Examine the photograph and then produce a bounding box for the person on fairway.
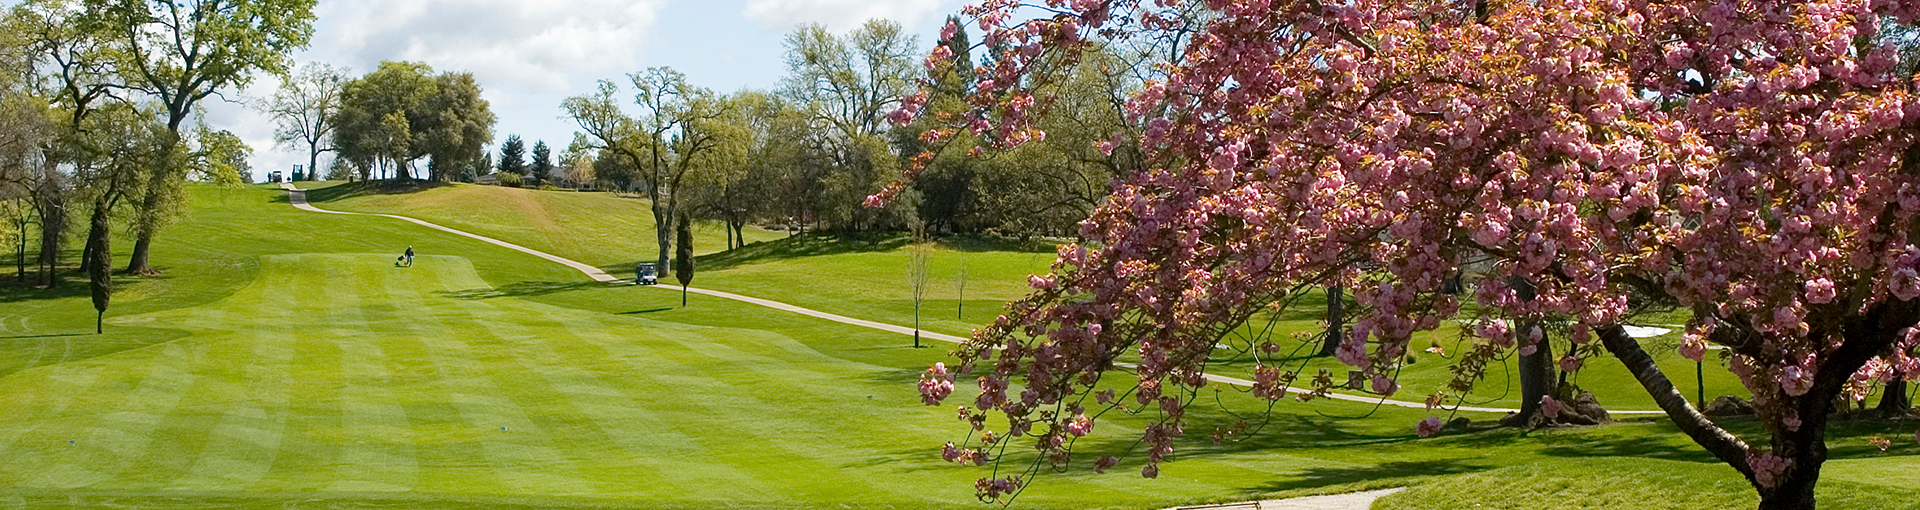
[405,246,415,267]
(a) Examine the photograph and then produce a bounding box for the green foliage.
[495,171,523,188]
[192,124,252,185]
[332,61,494,181]
[529,140,551,186]
[418,72,494,181]
[673,212,693,294]
[496,134,526,176]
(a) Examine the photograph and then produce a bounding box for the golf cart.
[634,263,659,285]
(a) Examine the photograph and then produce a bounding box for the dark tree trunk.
[36,167,64,289]
[126,138,178,276]
[1507,278,1555,426]
[652,197,671,278]
[15,216,27,282]
[1516,321,1556,424]
[125,231,154,276]
[1877,379,1910,416]
[84,201,111,334]
[1320,285,1344,357]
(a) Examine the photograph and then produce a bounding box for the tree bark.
[1517,321,1555,424]
[1876,379,1909,416]
[1320,285,1343,357]
[35,158,64,289]
[1507,278,1556,425]
[1597,324,1755,471]
[652,198,671,278]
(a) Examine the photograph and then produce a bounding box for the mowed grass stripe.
[457,298,767,499]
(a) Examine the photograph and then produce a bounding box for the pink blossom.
[1094,455,1118,473]
[1805,278,1837,304]
[1541,395,1564,419]
[1065,415,1095,437]
[1747,452,1792,488]
[1415,416,1442,438]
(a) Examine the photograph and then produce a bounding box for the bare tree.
[263,62,345,181]
[908,220,930,348]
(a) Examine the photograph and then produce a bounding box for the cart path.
[280,183,1665,416]
[283,183,619,283]
[1168,488,1406,510]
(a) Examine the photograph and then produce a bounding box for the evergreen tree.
[674,213,693,307]
[496,134,526,176]
[529,140,552,186]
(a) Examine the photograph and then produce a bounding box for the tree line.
[0,0,313,333]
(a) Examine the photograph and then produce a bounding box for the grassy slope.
[304,182,1759,411]
[2,183,1911,508]
[304,181,785,273]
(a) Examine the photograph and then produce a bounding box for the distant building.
[268,171,284,183]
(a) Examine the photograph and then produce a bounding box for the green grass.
[303,180,787,272]
[0,182,1912,509]
[299,181,1756,412]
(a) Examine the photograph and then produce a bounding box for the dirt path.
[279,183,1668,416]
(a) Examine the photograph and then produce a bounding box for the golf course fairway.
[0,184,1915,509]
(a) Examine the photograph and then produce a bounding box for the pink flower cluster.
[1747,452,1792,489]
[918,362,955,406]
[898,0,1920,495]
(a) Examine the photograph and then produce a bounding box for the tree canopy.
[896,1,1920,509]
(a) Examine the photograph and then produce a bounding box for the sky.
[200,0,975,181]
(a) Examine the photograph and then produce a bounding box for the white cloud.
[320,0,666,92]
[742,0,945,33]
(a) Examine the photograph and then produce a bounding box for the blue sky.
[203,0,975,180]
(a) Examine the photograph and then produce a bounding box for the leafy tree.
[9,0,116,288]
[563,67,729,276]
[332,61,432,180]
[90,0,317,276]
[263,62,345,182]
[779,20,921,232]
[416,71,494,182]
[895,1,1920,508]
[496,134,525,177]
[191,126,251,185]
[73,103,167,333]
[529,140,551,187]
[673,212,692,307]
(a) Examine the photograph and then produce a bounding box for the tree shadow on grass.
[438,280,610,300]
[0,279,91,303]
[693,234,914,271]
[618,307,673,315]
[1248,458,1491,493]
[301,179,452,204]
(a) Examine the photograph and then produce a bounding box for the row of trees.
[0,0,313,332]
[554,19,1148,286]
[264,60,496,183]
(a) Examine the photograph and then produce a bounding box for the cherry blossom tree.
[889,1,1920,508]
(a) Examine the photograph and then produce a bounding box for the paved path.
[283,183,620,283]
[1169,488,1406,510]
[279,183,1668,416]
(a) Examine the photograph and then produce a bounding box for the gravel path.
[279,183,1670,416]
